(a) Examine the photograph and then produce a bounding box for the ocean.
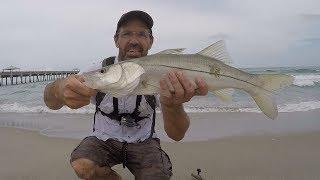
[1,66,320,114]
[0,65,320,141]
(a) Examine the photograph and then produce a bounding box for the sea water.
[1,66,320,141]
[1,66,319,114]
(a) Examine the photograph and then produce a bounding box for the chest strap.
[97,95,148,122]
[92,56,156,135]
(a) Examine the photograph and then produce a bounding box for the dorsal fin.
[156,48,185,55]
[196,40,232,64]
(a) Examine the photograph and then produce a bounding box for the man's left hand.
[159,70,208,107]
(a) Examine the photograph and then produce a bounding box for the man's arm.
[43,75,96,110]
[159,70,208,141]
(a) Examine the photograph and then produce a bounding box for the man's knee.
[71,158,96,179]
[71,158,116,180]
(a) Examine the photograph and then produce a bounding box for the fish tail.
[257,74,294,91]
[251,74,293,119]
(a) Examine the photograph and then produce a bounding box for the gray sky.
[1,0,319,71]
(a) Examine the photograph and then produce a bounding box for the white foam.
[278,101,320,112]
[0,102,95,114]
[293,74,320,87]
[1,100,320,114]
[184,101,320,113]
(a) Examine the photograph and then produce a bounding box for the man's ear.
[114,35,119,48]
[148,37,154,50]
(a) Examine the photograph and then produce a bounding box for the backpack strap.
[145,95,156,139]
[93,56,116,132]
[102,56,116,66]
[93,56,157,134]
[93,92,106,131]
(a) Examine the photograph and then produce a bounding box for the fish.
[83,40,294,119]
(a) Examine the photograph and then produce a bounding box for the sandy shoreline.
[1,127,320,179]
[1,110,320,142]
[1,110,320,179]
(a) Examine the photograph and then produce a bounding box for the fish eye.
[100,68,106,73]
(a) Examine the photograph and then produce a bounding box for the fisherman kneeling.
[44,10,208,180]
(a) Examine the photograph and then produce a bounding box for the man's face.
[114,19,153,61]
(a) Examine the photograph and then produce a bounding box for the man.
[44,10,208,180]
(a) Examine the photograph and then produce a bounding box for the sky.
[0,0,319,71]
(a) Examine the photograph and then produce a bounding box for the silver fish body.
[83,41,293,119]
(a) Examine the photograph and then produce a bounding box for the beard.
[124,43,144,59]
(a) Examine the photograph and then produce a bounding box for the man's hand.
[159,70,208,141]
[44,75,97,110]
[159,70,208,107]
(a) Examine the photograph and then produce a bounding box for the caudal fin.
[252,92,278,119]
[252,74,293,119]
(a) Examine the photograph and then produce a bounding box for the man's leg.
[70,136,123,180]
[71,158,121,180]
[126,138,173,180]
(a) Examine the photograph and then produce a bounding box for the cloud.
[0,0,319,70]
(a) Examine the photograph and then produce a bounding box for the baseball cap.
[116,10,153,35]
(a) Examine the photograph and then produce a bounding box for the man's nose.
[128,37,139,45]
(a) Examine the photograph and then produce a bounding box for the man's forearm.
[162,104,190,141]
[44,80,64,110]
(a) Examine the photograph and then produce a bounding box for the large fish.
[83,41,293,119]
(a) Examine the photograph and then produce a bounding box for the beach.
[1,111,320,180]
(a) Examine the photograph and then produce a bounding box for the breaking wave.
[293,74,320,87]
[0,102,95,114]
[1,101,320,114]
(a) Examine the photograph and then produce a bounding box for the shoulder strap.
[146,95,156,139]
[132,95,143,115]
[102,56,116,67]
[145,95,156,110]
[93,56,116,132]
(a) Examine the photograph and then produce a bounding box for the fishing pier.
[0,66,79,86]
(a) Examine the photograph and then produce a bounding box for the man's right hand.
[44,75,97,110]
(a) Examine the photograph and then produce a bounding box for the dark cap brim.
[117,10,153,32]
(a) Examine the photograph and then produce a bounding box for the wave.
[1,101,320,114]
[293,74,320,87]
[0,102,95,114]
[294,68,319,73]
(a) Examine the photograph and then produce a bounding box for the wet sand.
[1,111,320,179]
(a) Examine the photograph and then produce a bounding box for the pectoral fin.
[211,88,234,102]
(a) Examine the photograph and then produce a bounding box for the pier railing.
[0,70,79,86]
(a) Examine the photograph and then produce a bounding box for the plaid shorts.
[70,136,172,179]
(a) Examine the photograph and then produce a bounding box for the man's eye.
[138,32,148,38]
[121,32,130,37]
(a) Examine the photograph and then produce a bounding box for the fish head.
[82,64,123,90]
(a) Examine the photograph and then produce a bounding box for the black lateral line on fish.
[143,64,273,93]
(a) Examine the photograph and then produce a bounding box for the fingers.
[55,75,96,109]
[67,75,97,97]
[64,99,91,109]
[176,71,195,101]
[168,71,184,100]
[194,76,208,96]
[159,77,172,99]
[159,69,208,107]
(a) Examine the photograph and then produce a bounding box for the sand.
[1,111,320,179]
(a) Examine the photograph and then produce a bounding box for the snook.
[83,41,293,119]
